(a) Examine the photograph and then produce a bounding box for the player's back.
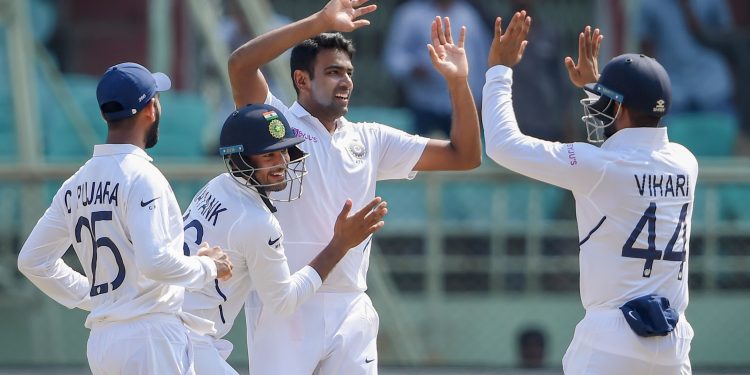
[60,145,186,327]
[182,173,275,339]
[575,129,698,313]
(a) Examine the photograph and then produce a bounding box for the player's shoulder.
[667,141,699,168]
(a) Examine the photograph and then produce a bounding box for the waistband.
[89,312,180,330]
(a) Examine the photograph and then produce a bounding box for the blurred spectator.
[517,327,546,368]
[384,0,490,138]
[677,0,750,154]
[202,0,292,155]
[635,0,734,115]
[507,0,572,142]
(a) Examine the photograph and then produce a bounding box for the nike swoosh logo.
[140,197,160,207]
[268,235,282,246]
[628,311,638,320]
[365,358,375,364]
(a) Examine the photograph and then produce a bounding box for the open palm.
[565,26,603,87]
[320,0,378,32]
[427,17,468,80]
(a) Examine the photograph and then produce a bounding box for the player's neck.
[298,100,338,133]
[106,128,147,149]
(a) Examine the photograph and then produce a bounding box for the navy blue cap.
[584,54,671,118]
[96,62,171,121]
[219,104,305,158]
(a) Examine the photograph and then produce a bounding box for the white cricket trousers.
[563,309,694,375]
[87,313,195,375]
[247,291,379,375]
[190,330,238,375]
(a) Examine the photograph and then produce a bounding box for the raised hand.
[427,16,469,81]
[319,0,378,32]
[331,197,387,251]
[564,26,603,87]
[488,11,531,68]
[197,242,233,281]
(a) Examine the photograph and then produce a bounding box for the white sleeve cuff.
[485,65,513,82]
[197,256,218,281]
[299,265,323,290]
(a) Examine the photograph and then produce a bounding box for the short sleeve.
[372,124,429,181]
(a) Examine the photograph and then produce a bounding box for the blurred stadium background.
[1,0,749,374]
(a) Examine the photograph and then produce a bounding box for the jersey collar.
[601,127,669,151]
[289,101,348,133]
[93,144,153,162]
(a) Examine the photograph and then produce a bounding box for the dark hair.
[289,33,355,94]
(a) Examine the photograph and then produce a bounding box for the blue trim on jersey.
[362,237,373,253]
[215,279,227,324]
[579,216,607,246]
[214,279,227,301]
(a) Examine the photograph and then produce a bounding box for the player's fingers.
[513,11,526,37]
[430,20,440,46]
[495,17,503,39]
[435,16,447,45]
[518,40,528,60]
[365,202,388,222]
[577,31,585,63]
[522,15,531,37]
[427,44,441,65]
[337,199,354,221]
[367,221,385,235]
[444,17,453,45]
[352,19,371,29]
[458,26,466,49]
[353,4,377,19]
[584,25,592,58]
[564,56,576,72]
[593,34,603,58]
[359,196,384,217]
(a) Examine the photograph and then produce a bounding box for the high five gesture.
[319,0,378,32]
[565,25,603,88]
[488,11,531,68]
[427,17,469,81]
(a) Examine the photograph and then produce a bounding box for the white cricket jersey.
[482,66,698,313]
[181,173,322,339]
[265,93,429,292]
[18,144,217,328]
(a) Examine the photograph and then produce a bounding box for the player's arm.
[412,17,482,171]
[17,196,92,311]
[249,198,387,317]
[128,174,231,288]
[482,12,605,191]
[228,0,377,108]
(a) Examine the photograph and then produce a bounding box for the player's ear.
[141,97,157,121]
[293,70,310,93]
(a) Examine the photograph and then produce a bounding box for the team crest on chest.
[347,140,367,161]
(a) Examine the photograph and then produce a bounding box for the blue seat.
[442,181,565,225]
[152,92,212,161]
[375,180,428,224]
[666,112,738,157]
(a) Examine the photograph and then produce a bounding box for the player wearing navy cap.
[181,104,388,374]
[483,12,696,374]
[18,62,233,375]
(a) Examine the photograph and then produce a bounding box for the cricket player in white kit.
[181,104,388,374]
[483,12,696,374]
[17,62,233,375]
[227,0,482,373]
